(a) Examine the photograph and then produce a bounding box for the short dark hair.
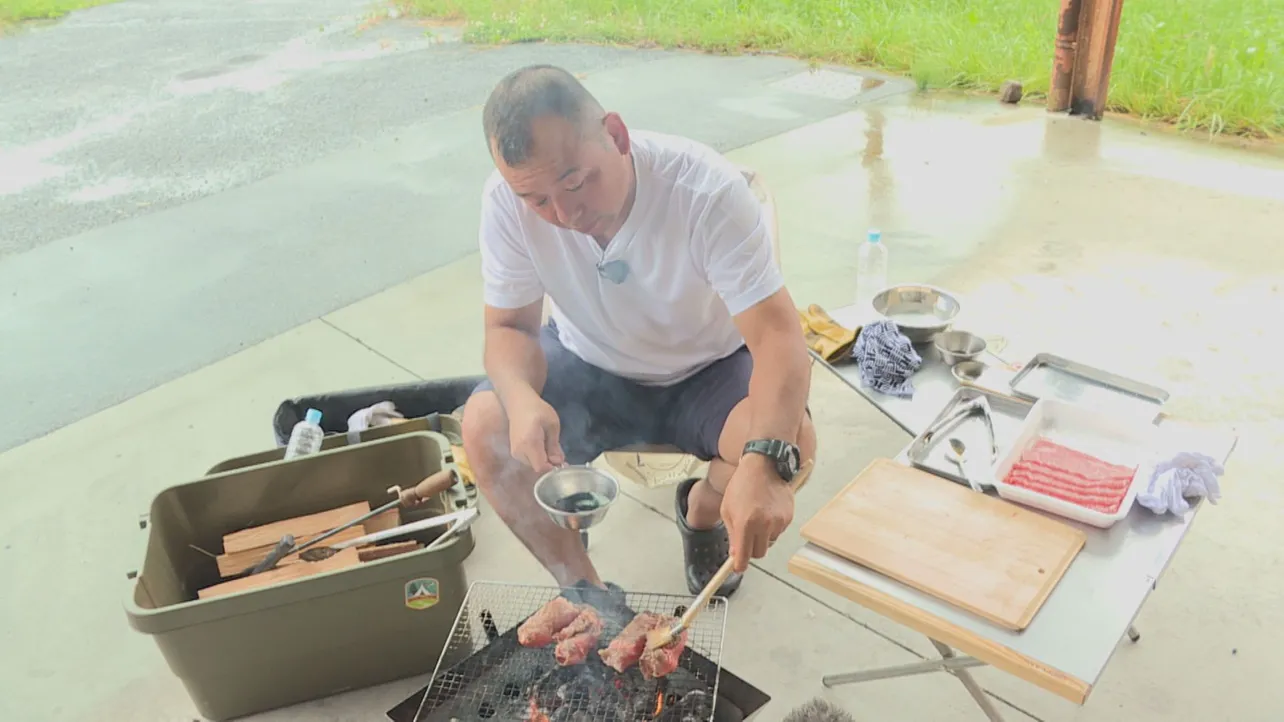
[482,65,605,167]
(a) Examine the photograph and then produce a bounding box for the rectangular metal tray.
[1008,353,1169,421]
[906,387,1034,488]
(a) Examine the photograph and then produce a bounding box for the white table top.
[797,304,1239,698]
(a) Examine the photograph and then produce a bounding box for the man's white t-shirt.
[478,130,784,386]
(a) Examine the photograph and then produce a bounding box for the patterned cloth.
[1137,451,1224,515]
[851,320,922,398]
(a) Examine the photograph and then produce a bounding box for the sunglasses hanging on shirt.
[597,260,631,284]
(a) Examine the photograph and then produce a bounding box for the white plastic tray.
[990,398,1159,528]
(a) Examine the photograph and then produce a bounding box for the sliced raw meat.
[599,612,665,673]
[1006,472,1127,503]
[518,597,582,648]
[552,606,603,643]
[1007,463,1132,494]
[1021,454,1133,484]
[1014,458,1134,485]
[1009,457,1135,493]
[1003,437,1138,515]
[1007,461,1126,489]
[1028,437,1130,469]
[639,627,687,680]
[1023,439,1134,479]
[1005,471,1125,512]
[1021,491,1118,514]
[1006,478,1122,513]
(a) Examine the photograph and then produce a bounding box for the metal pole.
[931,641,1007,722]
[822,656,987,687]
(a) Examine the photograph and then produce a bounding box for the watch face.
[745,440,802,480]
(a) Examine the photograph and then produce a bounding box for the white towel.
[1136,451,1224,516]
[346,401,405,433]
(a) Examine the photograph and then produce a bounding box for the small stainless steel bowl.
[533,466,620,532]
[951,359,987,385]
[871,285,961,343]
[935,330,987,366]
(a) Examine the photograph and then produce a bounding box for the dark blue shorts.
[473,324,752,465]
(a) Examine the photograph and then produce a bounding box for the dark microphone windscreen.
[781,698,857,722]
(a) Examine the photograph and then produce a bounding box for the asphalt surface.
[0,0,904,451]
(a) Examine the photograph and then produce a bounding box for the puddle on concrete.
[770,68,886,101]
[165,14,449,97]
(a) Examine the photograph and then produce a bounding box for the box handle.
[125,513,150,581]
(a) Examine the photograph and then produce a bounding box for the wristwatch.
[742,439,801,483]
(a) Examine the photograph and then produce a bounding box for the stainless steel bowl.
[935,330,987,366]
[951,359,987,384]
[871,285,961,343]
[533,466,620,531]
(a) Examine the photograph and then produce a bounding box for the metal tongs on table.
[921,395,999,464]
[924,390,1001,490]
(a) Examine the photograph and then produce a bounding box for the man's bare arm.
[732,287,811,444]
[483,302,547,411]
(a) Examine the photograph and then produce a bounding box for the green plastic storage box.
[124,433,475,721]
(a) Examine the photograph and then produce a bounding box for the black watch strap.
[742,439,801,482]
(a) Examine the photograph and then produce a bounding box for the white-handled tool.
[239,469,460,576]
[298,508,477,561]
[425,507,481,551]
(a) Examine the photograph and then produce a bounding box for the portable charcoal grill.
[387,581,770,722]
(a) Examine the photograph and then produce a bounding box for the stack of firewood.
[198,502,422,600]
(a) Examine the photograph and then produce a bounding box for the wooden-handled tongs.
[645,459,816,651]
[240,468,460,577]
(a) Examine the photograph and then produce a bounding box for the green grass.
[406,0,1282,138]
[0,0,116,28]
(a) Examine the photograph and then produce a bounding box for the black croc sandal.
[675,478,743,598]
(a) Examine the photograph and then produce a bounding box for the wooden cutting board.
[801,458,1086,631]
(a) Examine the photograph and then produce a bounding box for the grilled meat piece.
[639,627,686,680]
[554,628,602,666]
[552,607,605,666]
[552,606,603,643]
[518,597,583,648]
[598,611,665,672]
[527,696,552,722]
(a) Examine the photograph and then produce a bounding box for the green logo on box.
[404,577,440,610]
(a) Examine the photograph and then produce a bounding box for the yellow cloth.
[451,444,475,486]
[799,304,859,362]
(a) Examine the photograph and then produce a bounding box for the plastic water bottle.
[856,228,888,314]
[284,408,324,460]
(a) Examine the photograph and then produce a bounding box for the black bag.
[271,375,485,446]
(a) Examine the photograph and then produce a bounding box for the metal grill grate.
[413,581,729,722]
